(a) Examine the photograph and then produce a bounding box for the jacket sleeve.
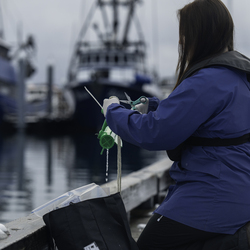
[106,70,228,151]
[148,97,160,112]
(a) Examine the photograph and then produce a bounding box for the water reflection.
[0,131,166,223]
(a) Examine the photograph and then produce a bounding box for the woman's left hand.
[103,96,120,117]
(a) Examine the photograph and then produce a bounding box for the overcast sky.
[1,0,250,85]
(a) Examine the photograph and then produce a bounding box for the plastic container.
[98,120,122,154]
[32,183,109,217]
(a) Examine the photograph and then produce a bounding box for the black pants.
[137,213,249,250]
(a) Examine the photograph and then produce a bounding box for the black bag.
[43,192,139,250]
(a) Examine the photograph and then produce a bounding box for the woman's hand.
[134,98,149,114]
[103,96,120,117]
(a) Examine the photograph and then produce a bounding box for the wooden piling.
[17,59,26,130]
[47,64,53,115]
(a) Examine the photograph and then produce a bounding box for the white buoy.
[0,224,10,239]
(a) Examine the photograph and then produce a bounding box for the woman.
[103,0,250,249]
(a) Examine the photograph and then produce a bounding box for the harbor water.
[0,130,166,223]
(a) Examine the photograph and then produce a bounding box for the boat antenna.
[84,86,103,109]
[122,0,137,46]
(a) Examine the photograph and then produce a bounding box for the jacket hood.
[181,51,250,83]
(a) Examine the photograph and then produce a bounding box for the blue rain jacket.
[105,51,250,234]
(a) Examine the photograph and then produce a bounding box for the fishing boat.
[0,38,18,125]
[23,83,74,124]
[1,60,73,130]
[66,0,162,131]
[0,38,36,126]
[0,3,38,128]
[0,6,73,130]
[0,36,47,129]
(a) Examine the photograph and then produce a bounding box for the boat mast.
[0,2,4,39]
[97,0,110,40]
[112,0,118,45]
[122,0,136,46]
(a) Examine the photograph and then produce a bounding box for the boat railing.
[0,157,173,250]
[79,50,145,69]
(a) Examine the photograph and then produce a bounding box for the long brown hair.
[174,0,234,90]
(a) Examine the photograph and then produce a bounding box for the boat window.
[76,70,91,81]
[100,55,106,63]
[109,54,114,63]
[91,55,96,63]
[126,55,132,63]
[115,55,119,63]
[81,56,87,64]
[110,68,134,82]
